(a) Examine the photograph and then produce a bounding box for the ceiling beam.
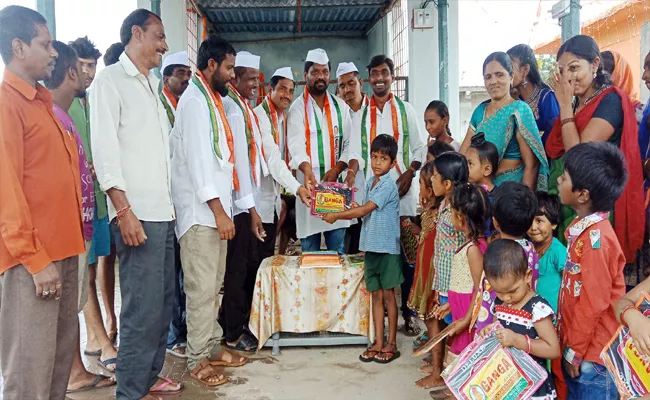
[212,19,368,26]
[205,4,381,12]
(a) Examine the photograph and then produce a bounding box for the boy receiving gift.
[323,134,403,364]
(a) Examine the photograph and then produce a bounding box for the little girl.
[466,132,498,193]
[481,239,560,399]
[424,100,461,151]
[447,183,490,355]
[416,152,468,390]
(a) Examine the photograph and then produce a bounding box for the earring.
[523,78,527,88]
[593,71,597,79]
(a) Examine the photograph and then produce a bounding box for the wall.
[458,87,489,137]
[220,35,369,96]
[447,0,461,140]
[161,0,187,54]
[367,15,390,59]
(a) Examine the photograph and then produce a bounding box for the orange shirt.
[0,70,84,275]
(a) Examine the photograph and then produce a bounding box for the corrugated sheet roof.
[196,0,393,36]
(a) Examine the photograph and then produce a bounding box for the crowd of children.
[325,131,650,399]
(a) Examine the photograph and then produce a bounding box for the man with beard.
[171,35,247,387]
[160,51,191,127]
[361,55,426,337]
[336,62,368,254]
[47,41,116,394]
[67,35,120,389]
[159,50,191,360]
[90,9,183,399]
[287,48,359,254]
[253,67,312,265]
[0,6,84,399]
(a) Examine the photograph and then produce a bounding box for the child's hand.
[447,318,470,337]
[322,213,337,224]
[434,303,450,320]
[478,323,497,339]
[409,223,422,237]
[495,327,520,348]
[350,201,359,209]
[628,310,650,358]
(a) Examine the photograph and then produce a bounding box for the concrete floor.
[0,263,441,400]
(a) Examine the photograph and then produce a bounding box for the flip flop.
[413,333,430,348]
[83,349,102,356]
[66,375,116,393]
[189,360,229,387]
[359,348,380,363]
[166,343,188,359]
[209,348,248,367]
[96,357,117,373]
[150,377,185,395]
[374,350,401,364]
[225,334,258,353]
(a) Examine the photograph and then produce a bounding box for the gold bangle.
[560,117,576,126]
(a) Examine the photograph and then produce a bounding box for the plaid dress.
[432,199,466,294]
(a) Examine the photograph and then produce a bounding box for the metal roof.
[195,0,395,37]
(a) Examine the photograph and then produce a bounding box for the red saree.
[545,86,644,262]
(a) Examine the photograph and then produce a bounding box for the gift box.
[310,182,354,217]
[443,323,548,400]
[601,293,650,400]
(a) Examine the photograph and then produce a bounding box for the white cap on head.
[161,51,190,74]
[336,62,358,79]
[272,67,294,81]
[235,51,260,70]
[306,48,329,65]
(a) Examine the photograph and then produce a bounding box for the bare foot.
[419,364,435,374]
[415,373,446,389]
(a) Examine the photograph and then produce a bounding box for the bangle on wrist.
[620,305,638,327]
[116,205,131,220]
[524,335,531,353]
[346,168,356,176]
[560,117,576,127]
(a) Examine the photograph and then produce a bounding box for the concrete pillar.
[447,0,461,140]
[437,0,448,105]
[151,0,161,16]
[641,22,650,104]
[160,0,187,54]
[561,0,580,43]
[407,0,439,125]
[36,0,56,39]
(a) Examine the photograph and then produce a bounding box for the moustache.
[315,80,327,86]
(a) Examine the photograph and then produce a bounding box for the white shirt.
[222,94,267,217]
[90,52,174,222]
[170,79,234,239]
[287,92,360,238]
[253,103,302,224]
[356,97,426,216]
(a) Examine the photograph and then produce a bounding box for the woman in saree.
[546,35,644,263]
[459,52,549,190]
[507,44,560,146]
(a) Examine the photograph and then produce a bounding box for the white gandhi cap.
[272,67,294,81]
[306,48,329,65]
[235,51,261,70]
[161,51,190,73]
[336,62,358,79]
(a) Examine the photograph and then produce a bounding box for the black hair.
[270,75,295,89]
[534,191,561,226]
[103,42,124,66]
[492,181,537,237]
[44,41,77,90]
[451,183,491,241]
[601,50,615,75]
[557,35,612,88]
[304,61,331,74]
[470,132,499,178]
[197,35,236,71]
[366,54,395,76]
[433,152,469,187]
[120,8,161,47]
[68,36,101,61]
[484,239,529,280]
[563,142,627,212]
[163,64,187,77]
[427,141,454,158]
[420,161,435,189]
[0,5,48,64]
[507,44,548,89]
[370,134,398,162]
[482,51,513,76]
[426,100,452,136]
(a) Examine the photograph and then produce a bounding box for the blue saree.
[470,100,549,190]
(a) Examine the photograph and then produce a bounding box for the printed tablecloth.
[249,255,373,346]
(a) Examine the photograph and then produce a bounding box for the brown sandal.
[190,360,230,387]
[209,348,248,367]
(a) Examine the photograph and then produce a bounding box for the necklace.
[535,239,553,259]
[525,85,542,107]
[574,85,610,112]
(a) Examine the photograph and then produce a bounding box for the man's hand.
[250,209,266,242]
[563,359,581,379]
[322,213,338,224]
[322,168,339,183]
[215,212,235,240]
[396,168,415,197]
[32,263,61,300]
[302,165,318,191]
[344,170,356,188]
[119,211,147,246]
[297,186,312,208]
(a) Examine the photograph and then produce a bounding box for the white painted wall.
[447,0,461,140]
[161,0,187,54]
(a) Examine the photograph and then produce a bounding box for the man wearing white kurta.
[360,54,426,335]
[287,49,359,254]
[253,67,311,262]
[170,36,248,385]
[336,62,368,254]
